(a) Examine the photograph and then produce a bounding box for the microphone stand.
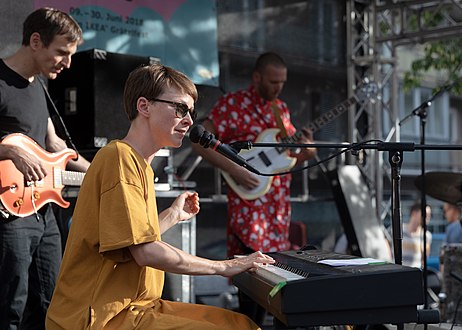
[228,140,462,326]
[399,82,455,312]
[232,140,461,265]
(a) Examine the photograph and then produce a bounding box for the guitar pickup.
[26,180,44,188]
[53,167,63,188]
[257,151,272,167]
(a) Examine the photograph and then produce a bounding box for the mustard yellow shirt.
[46,140,259,330]
[46,140,163,328]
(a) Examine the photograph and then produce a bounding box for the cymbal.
[415,172,462,205]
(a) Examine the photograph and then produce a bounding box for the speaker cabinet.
[48,49,158,150]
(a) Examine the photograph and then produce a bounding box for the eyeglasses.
[150,98,197,121]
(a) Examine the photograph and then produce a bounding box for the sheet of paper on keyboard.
[318,258,387,267]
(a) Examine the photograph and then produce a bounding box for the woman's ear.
[137,97,151,117]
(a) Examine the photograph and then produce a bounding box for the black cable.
[37,76,79,159]
[243,139,384,177]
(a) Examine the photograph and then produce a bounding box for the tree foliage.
[403,38,462,94]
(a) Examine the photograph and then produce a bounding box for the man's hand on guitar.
[300,127,314,142]
[9,145,47,182]
[229,165,260,190]
[292,127,317,162]
[0,134,84,217]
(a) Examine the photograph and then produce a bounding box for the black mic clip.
[199,130,246,154]
[229,141,253,153]
[189,125,261,175]
[350,148,360,157]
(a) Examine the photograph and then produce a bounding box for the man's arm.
[0,119,89,182]
[190,119,260,190]
[46,118,90,172]
[0,143,47,182]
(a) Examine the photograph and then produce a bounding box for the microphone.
[189,125,261,175]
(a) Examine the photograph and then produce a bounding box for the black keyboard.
[233,249,432,327]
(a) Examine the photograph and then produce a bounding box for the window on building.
[398,86,449,141]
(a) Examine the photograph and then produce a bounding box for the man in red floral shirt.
[192,52,316,324]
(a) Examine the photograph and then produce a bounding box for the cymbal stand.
[401,102,430,309]
[400,83,455,311]
[389,149,404,266]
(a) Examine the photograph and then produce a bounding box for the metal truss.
[346,0,462,221]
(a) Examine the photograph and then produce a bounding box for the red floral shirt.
[208,86,296,256]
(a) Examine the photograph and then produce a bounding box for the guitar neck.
[272,85,373,147]
[306,96,357,133]
[60,170,85,186]
[280,96,357,145]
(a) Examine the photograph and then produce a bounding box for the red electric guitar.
[0,134,85,217]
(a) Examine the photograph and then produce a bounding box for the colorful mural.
[34,0,219,85]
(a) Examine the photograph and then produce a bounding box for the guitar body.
[0,134,78,217]
[221,128,296,200]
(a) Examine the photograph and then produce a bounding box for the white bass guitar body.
[221,128,296,200]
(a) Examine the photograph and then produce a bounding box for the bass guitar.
[0,134,84,217]
[221,82,378,200]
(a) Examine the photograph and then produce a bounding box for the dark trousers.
[0,206,62,330]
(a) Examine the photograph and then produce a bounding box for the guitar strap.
[270,102,289,139]
[37,77,79,157]
[270,102,302,155]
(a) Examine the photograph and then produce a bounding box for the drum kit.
[415,171,462,324]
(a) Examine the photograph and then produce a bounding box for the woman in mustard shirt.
[46,64,274,330]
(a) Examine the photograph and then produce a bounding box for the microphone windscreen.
[189,125,205,144]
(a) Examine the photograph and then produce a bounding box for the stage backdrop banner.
[33,0,219,86]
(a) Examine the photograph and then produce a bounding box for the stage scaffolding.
[346,0,462,221]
